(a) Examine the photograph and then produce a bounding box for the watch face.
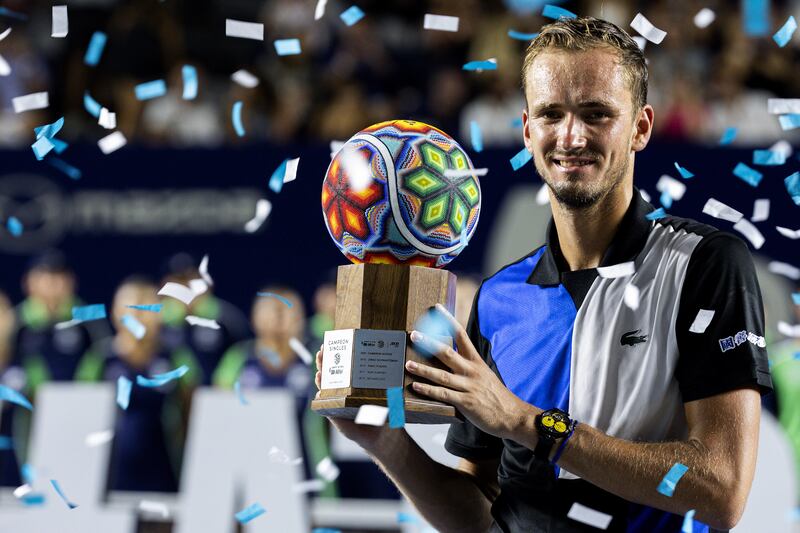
[538,409,571,439]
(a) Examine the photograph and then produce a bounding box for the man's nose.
[557,115,588,152]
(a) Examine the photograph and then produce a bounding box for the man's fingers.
[405,360,466,391]
[433,303,477,360]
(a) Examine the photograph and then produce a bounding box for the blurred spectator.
[159,252,250,386]
[454,273,480,328]
[76,275,186,492]
[212,286,336,496]
[308,281,336,350]
[0,290,22,488]
[13,250,110,393]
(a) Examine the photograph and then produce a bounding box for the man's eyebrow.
[531,100,617,113]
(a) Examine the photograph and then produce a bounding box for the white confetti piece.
[597,261,635,279]
[769,261,800,280]
[567,502,613,530]
[225,19,264,40]
[340,145,373,192]
[139,500,169,518]
[778,321,800,338]
[284,157,300,184]
[655,175,686,201]
[630,13,666,44]
[98,107,116,129]
[289,337,312,365]
[292,479,325,493]
[98,131,127,154]
[769,140,793,159]
[316,456,340,482]
[0,28,11,42]
[776,226,800,239]
[13,484,32,499]
[186,315,220,329]
[733,219,764,249]
[623,284,640,311]
[693,8,715,28]
[751,199,770,222]
[314,0,328,20]
[199,254,213,286]
[689,309,715,333]
[768,99,800,114]
[158,282,197,305]
[85,429,114,447]
[268,446,303,466]
[354,404,389,426]
[423,14,459,32]
[54,319,82,330]
[51,6,68,38]
[702,198,743,223]
[231,69,259,88]
[639,189,651,203]
[632,36,647,51]
[535,185,550,205]
[329,140,345,158]
[0,54,9,76]
[188,278,208,296]
[244,199,272,233]
[12,92,49,113]
[443,168,489,178]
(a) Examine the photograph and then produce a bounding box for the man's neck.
[550,186,633,271]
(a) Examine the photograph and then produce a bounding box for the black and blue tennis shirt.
[445,188,772,532]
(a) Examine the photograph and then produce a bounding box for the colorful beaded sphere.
[321,120,481,268]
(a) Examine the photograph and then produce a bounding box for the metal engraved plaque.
[351,329,406,389]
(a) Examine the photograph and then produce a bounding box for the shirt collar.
[527,188,655,286]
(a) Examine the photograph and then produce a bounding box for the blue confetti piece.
[743,0,769,36]
[340,5,364,26]
[0,436,13,449]
[0,385,33,411]
[269,159,288,193]
[234,380,249,405]
[510,117,523,128]
[116,376,132,409]
[779,114,800,131]
[83,91,102,118]
[232,101,245,137]
[135,79,167,101]
[719,127,737,145]
[397,512,419,523]
[657,462,689,497]
[786,172,800,205]
[31,136,55,161]
[733,162,763,187]
[136,365,189,388]
[682,509,695,533]
[646,207,667,220]
[126,304,163,312]
[258,347,282,367]
[773,15,796,47]
[72,304,106,322]
[470,121,483,153]
[792,293,800,305]
[542,4,576,19]
[463,60,497,71]
[121,315,146,340]
[753,149,786,166]
[507,29,539,40]
[181,65,198,100]
[0,7,28,20]
[257,292,293,307]
[21,463,35,484]
[510,147,532,170]
[50,479,78,509]
[235,503,266,524]
[674,162,694,178]
[49,157,82,180]
[6,217,22,237]
[387,386,405,428]
[312,529,343,533]
[659,191,673,209]
[274,38,302,56]
[34,117,65,140]
[50,138,69,154]
[21,493,45,506]
[84,31,107,66]
[414,309,455,358]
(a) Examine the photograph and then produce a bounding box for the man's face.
[522,47,652,209]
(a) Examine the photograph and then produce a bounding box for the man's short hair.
[522,16,648,111]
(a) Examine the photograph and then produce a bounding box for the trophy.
[312,119,481,424]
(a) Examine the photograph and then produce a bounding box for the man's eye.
[586,112,609,120]
[542,111,561,119]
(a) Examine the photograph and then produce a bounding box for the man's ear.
[631,104,654,152]
[522,108,532,153]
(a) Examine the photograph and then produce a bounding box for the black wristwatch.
[533,408,575,461]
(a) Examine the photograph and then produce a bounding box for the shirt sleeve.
[445,285,505,461]
[675,231,773,402]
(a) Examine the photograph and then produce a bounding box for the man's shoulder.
[651,213,751,259]
[481,245,547,287]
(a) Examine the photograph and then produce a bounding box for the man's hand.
[405,304,539,440]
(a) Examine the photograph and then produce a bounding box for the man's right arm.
[360,428,497,533]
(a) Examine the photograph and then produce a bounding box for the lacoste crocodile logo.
[621,329,648,346]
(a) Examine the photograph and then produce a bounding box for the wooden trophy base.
[311,263,460,424]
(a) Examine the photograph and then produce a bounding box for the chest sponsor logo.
[620,329,648,346]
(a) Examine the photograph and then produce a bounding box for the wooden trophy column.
[311,263,459,424]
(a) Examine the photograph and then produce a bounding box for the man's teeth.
[555,159,592,168]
